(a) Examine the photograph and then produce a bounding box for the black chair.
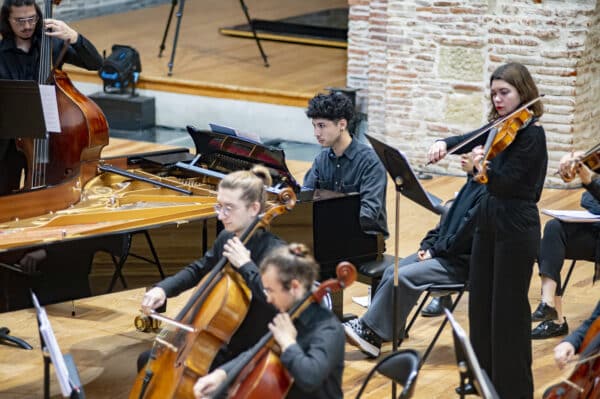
[560,259,579,295]
[400,283,468,367]
[356,254,397,299]
[355,349,420,399]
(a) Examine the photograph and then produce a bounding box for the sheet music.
[32,293,76,397]
[39,84,61,133]
[542,209,600,223]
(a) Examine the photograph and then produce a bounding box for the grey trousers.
[361,252,466,341]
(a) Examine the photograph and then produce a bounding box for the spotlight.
[99,44,141,95]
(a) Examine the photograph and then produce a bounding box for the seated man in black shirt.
[303,92,388,237]
[193,243,345,399]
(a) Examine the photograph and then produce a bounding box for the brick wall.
[348,0,600,187]
[36,0,169,21]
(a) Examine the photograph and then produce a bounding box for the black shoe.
[455,382,476,396]
[421,295,452,317]
[531,301,558,322]
[532,318,569,340]
[343,318,382,358]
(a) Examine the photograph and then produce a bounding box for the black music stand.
[0,79,46,138]
[445,309,499,399]
[366,134,445,397]
[32,292,85,399]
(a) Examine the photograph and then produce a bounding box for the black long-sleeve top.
[419,176,486,272]
[221,302,345,399]
[581,179,600,214]
[442,120,548,204]
[156,228,284,368]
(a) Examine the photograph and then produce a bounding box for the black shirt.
[221,302,345,399]
[156,228,284,368]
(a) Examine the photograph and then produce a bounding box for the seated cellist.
[138,165,285,370]
[193,243,345,399]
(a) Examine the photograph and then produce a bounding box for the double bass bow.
[129,188,296,399]
[543,317,600,398]
[211,261,357,399]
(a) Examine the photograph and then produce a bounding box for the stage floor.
[67,0,348,106]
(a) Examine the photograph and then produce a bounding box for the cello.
[129,188,296,399]
[212,261,356,399]
[5,0,108,218]
[543,317,600,399]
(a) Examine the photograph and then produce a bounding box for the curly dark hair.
[306,92,356,135]
[0,0,42,40]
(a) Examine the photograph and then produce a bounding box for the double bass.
[2,0,109,220]
[129,189,296,399]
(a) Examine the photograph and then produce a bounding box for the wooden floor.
[66,0,348,106]
[0,139,597,398]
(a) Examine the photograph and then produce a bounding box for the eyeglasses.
[11,15,39,26]
[213,204,237,217]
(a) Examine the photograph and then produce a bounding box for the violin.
[558,143,600,183]
[128,188,297,399]
[431,95,544,164]
[543,317,600,398]
[212,261,357,399]
[474,107,535,184]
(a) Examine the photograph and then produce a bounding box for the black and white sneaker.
[343,318,382,358]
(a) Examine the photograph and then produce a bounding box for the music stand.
[0,79,45,138]
[366,134,446,397]
[32,292,85,398]
[444,309,499,399]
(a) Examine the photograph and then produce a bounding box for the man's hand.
[223,237,251,269]
[269,313,297,352]
[193,369,227,399]
[44,19,78,44]
[553,341,576,370]
[141,287,167,314]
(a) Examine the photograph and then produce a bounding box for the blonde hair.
[218,165,272,211]
[260,243,319,292]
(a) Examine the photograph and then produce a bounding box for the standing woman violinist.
[193,243,345,399]
[139,165,284,371]
[0,0,103,194]
[429,62,547,398]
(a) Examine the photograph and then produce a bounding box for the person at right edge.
[428,62,547,399]
[531,153,600,339]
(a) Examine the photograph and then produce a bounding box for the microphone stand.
[391,176,403,398]
[238,0,269,67]
[157,0,186,76]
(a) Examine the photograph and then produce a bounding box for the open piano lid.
[185,126,302,192]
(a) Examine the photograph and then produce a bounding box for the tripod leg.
[159,0,178,58]
[0,326,32,350]
[167,0,186,76]
[239,0,269,67]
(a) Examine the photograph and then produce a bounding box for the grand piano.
[0,127,384,313]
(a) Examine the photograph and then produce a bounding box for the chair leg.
[400,291,432,347]
[560,259,577,296]
[143,231,165,279]
[419,288,466,367]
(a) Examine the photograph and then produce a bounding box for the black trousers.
[538,218,598,295]
[0,139,26,195]
[468,198,538,399]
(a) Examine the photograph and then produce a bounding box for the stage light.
[99,44,141,95]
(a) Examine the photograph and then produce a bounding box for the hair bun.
[288,243,309,258]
